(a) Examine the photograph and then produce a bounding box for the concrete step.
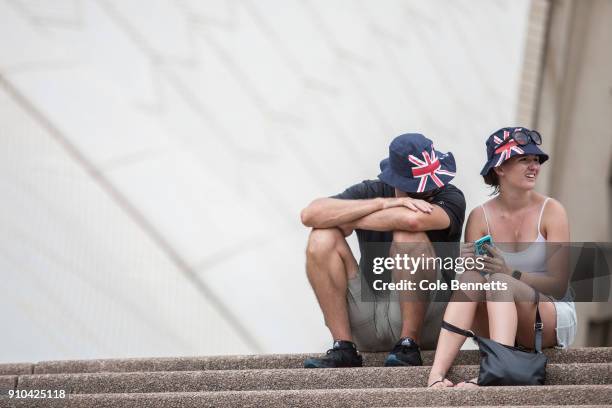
[0,375,16,392]
[13,363,612,394]
[5,384,612,408]
[16,347,611,374]
[0,364,32,376]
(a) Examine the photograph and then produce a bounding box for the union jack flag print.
[493,130,524,167]
[408,149,456,193]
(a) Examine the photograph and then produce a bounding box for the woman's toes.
[456,378,479,388]
[428,378,454,388]
[442,378,454,387]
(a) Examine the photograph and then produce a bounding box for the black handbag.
[441,293,547,386]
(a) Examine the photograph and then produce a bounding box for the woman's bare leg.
[456,297,516,388]
[487,273,557,348]
[428,271,487,387]
[487,301,518,346]
[458,273,557,388]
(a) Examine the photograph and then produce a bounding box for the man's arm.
[300,197,385,229]
[301,197,434,229]
[343,205,450,232]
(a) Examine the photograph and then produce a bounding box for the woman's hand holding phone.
[481,244,512,275]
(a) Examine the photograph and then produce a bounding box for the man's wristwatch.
[512,270,522,280]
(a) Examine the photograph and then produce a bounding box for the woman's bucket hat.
[378,133,456,193]
[480,127,549,176]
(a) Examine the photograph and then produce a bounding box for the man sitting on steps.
[301,133,466,368]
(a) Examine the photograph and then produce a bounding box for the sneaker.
[384,337,423,366]
[304,340,363,368]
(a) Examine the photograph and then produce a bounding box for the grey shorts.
[346,274,447,351]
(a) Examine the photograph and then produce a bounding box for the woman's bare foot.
[427,374,454,388]
[456,377,479,388]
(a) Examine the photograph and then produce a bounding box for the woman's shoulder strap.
[480,202,491,236]
[537,197,551,234]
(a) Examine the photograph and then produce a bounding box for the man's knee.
[391,230,431,257]
[392,230,429,243]
[306,228,343,260]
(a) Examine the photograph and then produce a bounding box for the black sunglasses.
[497,129,542,149]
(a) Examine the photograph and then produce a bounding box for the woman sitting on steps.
[427,127,577,388]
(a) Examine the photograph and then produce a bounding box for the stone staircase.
[1,348,611,407]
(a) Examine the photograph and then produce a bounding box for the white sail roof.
[0,0,529,362]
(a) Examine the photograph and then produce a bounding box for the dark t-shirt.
[331,180,466,290]
[332,180,465,243]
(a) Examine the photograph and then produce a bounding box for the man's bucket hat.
[480,127,549,176]
[378,133,456,193]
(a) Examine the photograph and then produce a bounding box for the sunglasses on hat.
[496,129,542,150]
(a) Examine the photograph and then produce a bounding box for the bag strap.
[441,320,475,338]
[534,291,543,353]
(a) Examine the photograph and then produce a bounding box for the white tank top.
[481,198,550,274]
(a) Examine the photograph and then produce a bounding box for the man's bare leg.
[305,227,359,341]
[383,230,437,367]
[391,230,436,343]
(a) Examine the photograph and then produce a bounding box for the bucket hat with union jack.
[378,133,456,193]
[479,127,549,176]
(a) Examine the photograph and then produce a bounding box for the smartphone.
[474,234,493,256]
